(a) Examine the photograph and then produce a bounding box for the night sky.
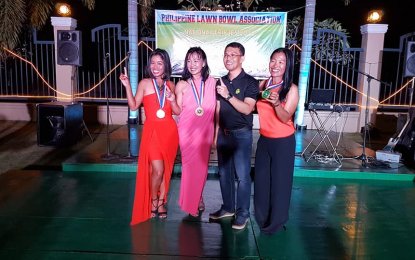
[50,0,415,49]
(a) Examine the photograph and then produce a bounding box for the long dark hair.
[145,48,172,80]
[182,47,210,82]
[270,48,294,101]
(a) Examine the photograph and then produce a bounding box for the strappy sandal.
[198,198,205,212]
[150,198,158,218]
[157,199,167,219]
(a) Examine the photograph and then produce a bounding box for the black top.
[218,69,259,130]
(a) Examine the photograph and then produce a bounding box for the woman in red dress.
[120,49,180,225]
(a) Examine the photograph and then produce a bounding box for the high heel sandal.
[198,198,205,212]
[150,198,158,218]
[157,199,167,219]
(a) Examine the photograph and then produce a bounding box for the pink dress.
[177,76,216,215]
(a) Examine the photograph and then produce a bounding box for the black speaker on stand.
[57,30,82,66]
[404,41,415,78]
[394,42,415,165]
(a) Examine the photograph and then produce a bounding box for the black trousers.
[254,134,295,234]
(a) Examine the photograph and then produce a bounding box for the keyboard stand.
[301,105,345,164]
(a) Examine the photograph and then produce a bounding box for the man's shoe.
[232,218,248,230]
[209,209,235,220]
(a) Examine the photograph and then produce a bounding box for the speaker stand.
[82,120,94,143]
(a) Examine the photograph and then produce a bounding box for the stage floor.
[60,123,415,180]
[1,121,415,259]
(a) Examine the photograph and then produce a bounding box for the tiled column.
[357,24,388,131]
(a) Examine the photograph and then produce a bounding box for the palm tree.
[177,0,260,11]
[0,0,95,58]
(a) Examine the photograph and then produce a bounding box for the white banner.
[155,10,287,78]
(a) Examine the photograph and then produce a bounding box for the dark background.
[58,0,415,49]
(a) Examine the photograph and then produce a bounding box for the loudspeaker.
[37,102,83,146]
[404,41,415,78]
[57,30,82,66]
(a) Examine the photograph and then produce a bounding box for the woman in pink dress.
[175,47,217,217]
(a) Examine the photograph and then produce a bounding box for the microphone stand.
[355,70,391,167]
[101,53,119,161]
[333,61,391,167]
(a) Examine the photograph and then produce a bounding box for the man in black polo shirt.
[209,42,259,230]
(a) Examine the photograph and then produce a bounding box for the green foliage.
[139,0,155,24]
[286,16,303,44]
[28,0,54,30]
[0,0,26,52]
[177,0,262,11]
[287,16,349,44]
[287,16,352,64]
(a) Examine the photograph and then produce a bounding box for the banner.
[155,10,287,78]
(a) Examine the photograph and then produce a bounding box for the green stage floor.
[60,123,415,182]
[1,121,415,259]
[0,170,415,259]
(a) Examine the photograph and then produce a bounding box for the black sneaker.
[232,218,248,230]
[209,209,235,220]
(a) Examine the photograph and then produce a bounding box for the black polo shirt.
[218,69,259,130]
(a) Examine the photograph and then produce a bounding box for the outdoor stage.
[62,123,415,180]
[0,121,415,259]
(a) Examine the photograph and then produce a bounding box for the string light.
[1,41,151,98]
[2,43,412,109]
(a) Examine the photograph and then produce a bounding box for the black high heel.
[158,199,167,219]
[150,198,158,218]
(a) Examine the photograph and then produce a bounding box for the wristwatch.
[226,93,233,101]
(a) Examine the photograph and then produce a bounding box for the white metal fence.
[1,25,413,112]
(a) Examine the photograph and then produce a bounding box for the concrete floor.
[1,120,415,259]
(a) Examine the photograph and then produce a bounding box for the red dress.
[130,92,179,225]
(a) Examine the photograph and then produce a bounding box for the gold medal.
[156,109,165,119]
[152,79,167,119]
[190,79,205,117]
[262,78,284,99]
[195,107,204,116]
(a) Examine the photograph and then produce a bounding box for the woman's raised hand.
[119,67,130,89]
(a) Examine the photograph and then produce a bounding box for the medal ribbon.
[265,77,284,91]
[152,79,166,109]
[190,79,204,108]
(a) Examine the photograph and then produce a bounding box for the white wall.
[0,103,386,133]
[0,103,129,125]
